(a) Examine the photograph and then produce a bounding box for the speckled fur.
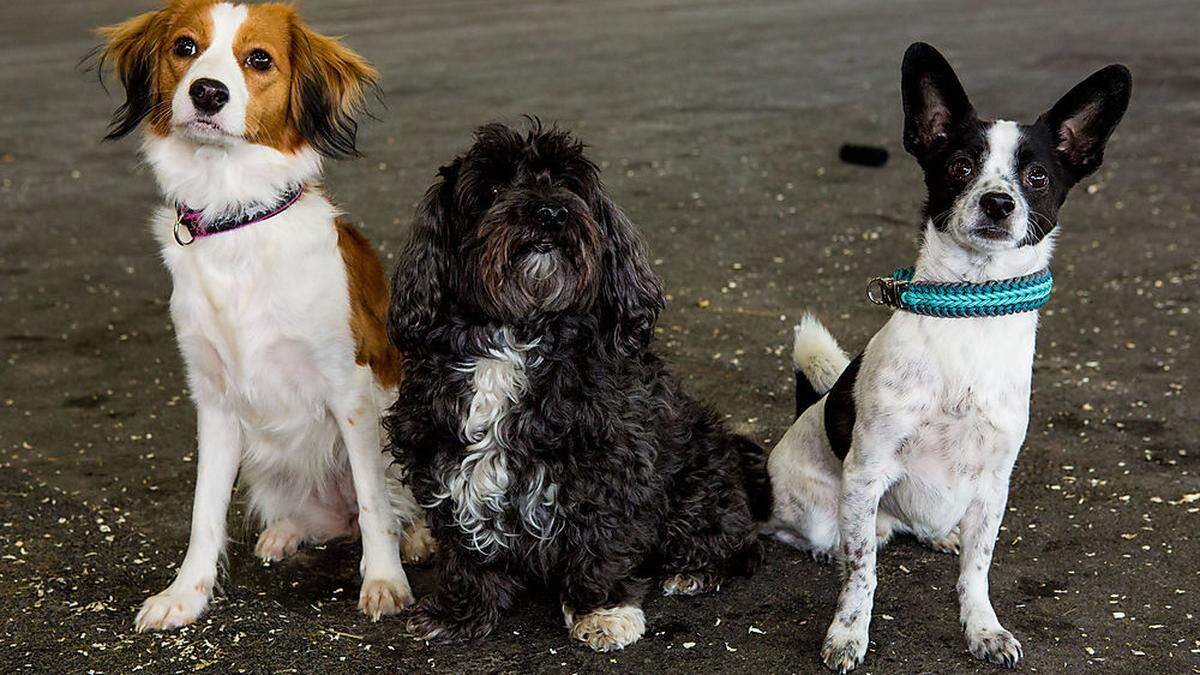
[767,43,1130,672]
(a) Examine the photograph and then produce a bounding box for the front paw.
[359,576,414,621]
[134,585,210,632]
[405,600,494,642]
[569,605,646,652]
[967,626,1023,668]
[400,520,437,565]
[662,572,721,596]
[821,622,869,673]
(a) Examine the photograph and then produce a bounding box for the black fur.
[794,368,821,419]
[902,42,1132,246]
[823,354,862,462]
[291,32,380,159]
[384,121,767,643]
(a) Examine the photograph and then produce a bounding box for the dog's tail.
[792,312,850,418]
[734,434,773,522]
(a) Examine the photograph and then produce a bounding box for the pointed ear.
[901,42,975,159]
[387,160,460,351]
[290,20,379,159]
[594,196,664,356]
[94,10,169,140]
[1038,64,1131,181]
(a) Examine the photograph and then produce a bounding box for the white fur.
[566,604,646,652]
[133,3,420,632]
[944,121,1033,252]
[792,312,850,393]
[770,124,1046,670]
[433,329,559,557]
[170,4,251,146]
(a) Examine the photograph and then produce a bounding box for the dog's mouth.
[176,117,238,142]
[972,224,1012,241]
[521,238,559,255]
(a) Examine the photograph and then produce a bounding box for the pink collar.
[173,184,305,245]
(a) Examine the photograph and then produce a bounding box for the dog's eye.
[245,49,273,72]
[948,157,974,181]
[490,185,500,196]
[173,37,197,58]
[1024,164,1049,189]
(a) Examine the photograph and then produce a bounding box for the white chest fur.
[434,330,559,557]
[866,310,1038,532]
[155,192,362,487]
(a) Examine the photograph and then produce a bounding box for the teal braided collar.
[867,267,1053,318]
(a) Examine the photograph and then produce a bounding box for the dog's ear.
[95,9,169,140]
[901,42,975,159]
[594,195,665,356]
[290,19,379,159]
[1037,65,1131,182]
[388,160,460,351]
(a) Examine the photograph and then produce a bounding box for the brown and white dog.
[94,0,431,631]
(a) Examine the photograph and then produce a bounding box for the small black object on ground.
[839,144,889,167]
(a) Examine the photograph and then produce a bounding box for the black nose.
[188,78,229,115]
[979,192,1015,220]
[535,205,568,227]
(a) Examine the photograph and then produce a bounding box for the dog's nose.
[189,78,229,115]
[979,192,1015,221]
[535,205,568,227]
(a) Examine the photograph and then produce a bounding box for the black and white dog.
[765,44,1130,671]
[384,122,770,651]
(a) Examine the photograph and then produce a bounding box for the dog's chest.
[161,208,350,427]
[873,314,1036,526]
[434,332,559,558]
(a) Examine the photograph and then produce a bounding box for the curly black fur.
[384,121,770,645]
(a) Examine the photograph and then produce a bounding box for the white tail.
[792,312,850,394]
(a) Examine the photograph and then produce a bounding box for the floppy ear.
[901,42,975,159]
[1038,64,1132,181]
[387,160,460,351]
[290,20,379,159]
[95,10,169,140]
[594,196,665,356]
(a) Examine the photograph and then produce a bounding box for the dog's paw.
[569,605,646,652]
[662,572,720,596]
[811,548,837,564]
[255,520,304,562]
[405,600,493,642]
[821,624,869,673]
[920,527,961,555]
[967,627,1022,668]
[400,520,437,565]
[359,576,413,621]
[134,586,210,632]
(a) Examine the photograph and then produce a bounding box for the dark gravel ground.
[1,0,1197,672]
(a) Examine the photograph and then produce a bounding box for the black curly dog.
[383,121,770,651]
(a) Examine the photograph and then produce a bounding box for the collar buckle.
[867,276,905,307]
[173,214,196,246]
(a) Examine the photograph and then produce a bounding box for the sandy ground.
[1,0,1197,672]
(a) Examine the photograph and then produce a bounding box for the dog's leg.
[135,404,241,631]
[333,377,414,620]
[821,454,893,673]
[406,545,521,642]
[958,491,1022,668]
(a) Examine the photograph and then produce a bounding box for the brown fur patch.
[236,4,295,150]
[336,219,403,388]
